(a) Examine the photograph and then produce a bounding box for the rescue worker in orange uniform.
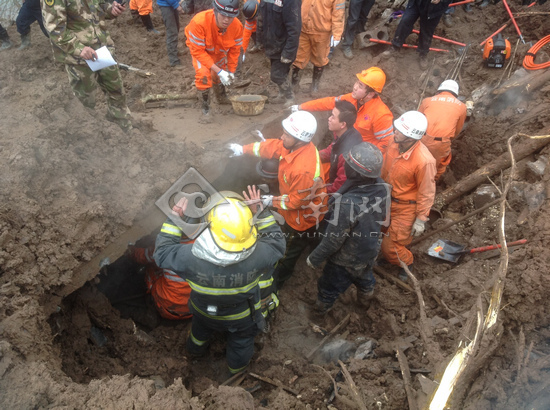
[241,0,260,60]
[129,0,160,34]
[418,79,467,181]
[380,111,436,281]
[291,0,345,95]
[228,111,327,289]
[185,0,243,121]
[293,67,394,154]
[128,244,192,320]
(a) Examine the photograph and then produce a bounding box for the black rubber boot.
[270,80,294,105]
[213,84,231,104]
[200,90,210,114]
[398,264,413,282]
[18,34,30,50]
[291,65,301,93]
[131,9,140,24]
[311,66,324,96]
[141,14,160,34]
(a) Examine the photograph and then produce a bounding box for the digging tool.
[369,38,450,53]
[501,0,526,44]
[427,239,527,263]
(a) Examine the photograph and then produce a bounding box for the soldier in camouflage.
[41,0,132,130]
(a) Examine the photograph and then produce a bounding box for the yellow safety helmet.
[207,197,257,252]
[355,67,386,93]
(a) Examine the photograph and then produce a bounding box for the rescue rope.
[523,35,550,70]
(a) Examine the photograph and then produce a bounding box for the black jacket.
[154,210,286,324]
[308,179,390,269]
[408,0,452,19]
[258,0,301,60]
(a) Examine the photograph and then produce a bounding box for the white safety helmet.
[438,79,459,96]
[282,111,317,142]
[394,111,428,140]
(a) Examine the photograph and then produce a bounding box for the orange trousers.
[146,268,192,320]
[294,31,332,69]
[422,136,452,181]
[381,202,417,266]
[129,0,153,15]
[192,57,225,91]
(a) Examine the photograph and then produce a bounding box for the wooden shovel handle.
[468,239,527,254]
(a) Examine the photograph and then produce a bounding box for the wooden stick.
[313,365,357,408]
[369,38,450,52]
[395,346,418,410]
[248,372,299,396]
[221,370,247,386]
[306,314,351,360]
[400,263,444,364]
[410,198,504,245]
[338,360,368,410]
[434,136,550,208]
[373,266,415,293]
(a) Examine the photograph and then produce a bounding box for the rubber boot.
[141,14,160,34]
[398,264,412,282]
[342,46,353,60]
[311,66,324,96]
[198,90,212,123]
[291,66,301,94]
[315,299,333,315]
[18,34,30,51]
[357,289,374,308]
[270,80,294,105]
[0,38,12,51]
[213,84,231,105]
[131,9,141,24]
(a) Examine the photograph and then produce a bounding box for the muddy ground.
[1,1,550,408]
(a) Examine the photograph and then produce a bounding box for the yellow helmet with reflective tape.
[207,197,257,252]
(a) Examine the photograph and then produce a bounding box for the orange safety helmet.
[355,67,386,93]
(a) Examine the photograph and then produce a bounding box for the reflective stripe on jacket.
[381,140,436,219]
[153,211,285,323]
[243,139,326,231]
[242,19,257,52]
[300,94,394,153]
[185,9,243,73]
[300,0,345,40]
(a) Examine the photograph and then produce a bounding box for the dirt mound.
[1,1,550,408]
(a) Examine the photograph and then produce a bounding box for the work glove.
[280,56,292,64]
[306,256,315,269]
[289,105,300,113]
[330,36,340,48]
[261,195,274,207]
[228,143,243,157]
[251,130,265,142]
[242,53,246,63]
[411,218,427,237]
[217,69,234,86]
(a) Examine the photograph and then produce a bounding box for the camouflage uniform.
[41,0,132,130]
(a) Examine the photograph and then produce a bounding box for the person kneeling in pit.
[306,142,389,314]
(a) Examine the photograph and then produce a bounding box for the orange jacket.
[301,0,345,40]
[242,19,257,52]
[419,91,467,159]
[300,94,394,153]
[244,139,326,231]
[381,140,437,220]
[185,9,243,73]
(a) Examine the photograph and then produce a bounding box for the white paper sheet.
[85,46,117,72]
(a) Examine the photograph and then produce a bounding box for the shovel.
[427,239,527,263]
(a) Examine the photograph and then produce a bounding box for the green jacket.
[41,0,117,65]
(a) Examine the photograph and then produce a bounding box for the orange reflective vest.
[418,91,467,159]
[243,139,326,231]
[300,94,394,153]
[185,9,243,73]
[301,0,345,40]
[381,140,436,219]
